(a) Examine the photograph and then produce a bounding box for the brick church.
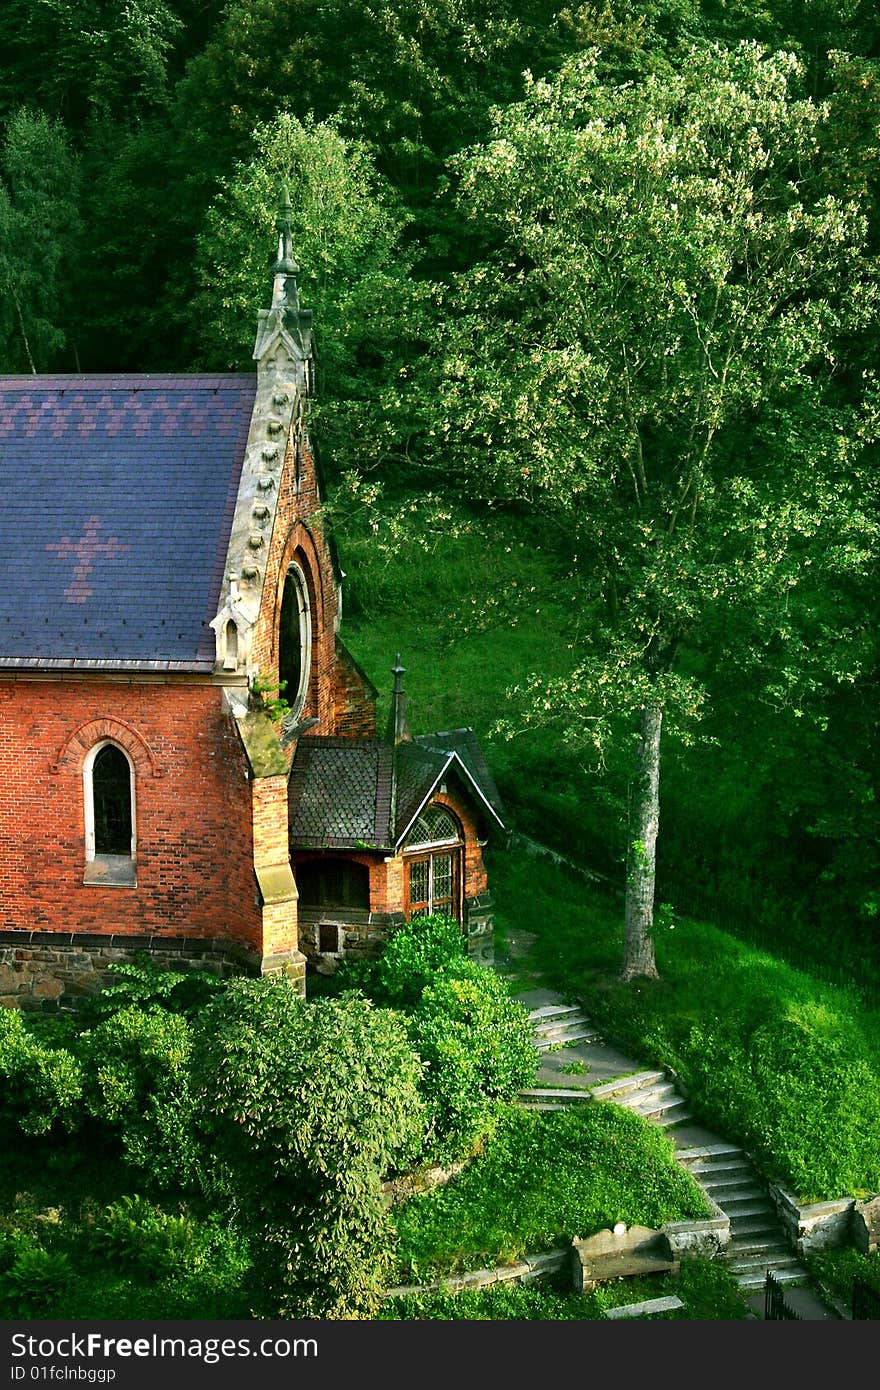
[0,197,504,1008]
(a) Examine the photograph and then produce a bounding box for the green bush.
[409,959,537,1162]
[0,1011,83,1136]
[78,1007,200,1188]
[89,1194,249,1284]
[190,978,427,1318]
[0,1235,72,1318]
[375,913,466,1008]
[82,958,225,1021]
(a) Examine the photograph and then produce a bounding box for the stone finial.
[272,185,300,310]
[387,654,412,746]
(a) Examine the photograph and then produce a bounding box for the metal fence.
[764,1271,803,1321]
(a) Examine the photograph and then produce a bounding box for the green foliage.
[808,1247,880,1312]
[0,1235,73,1318]
[492,849,880,1201]
[84,957,225,1022]
[89,1194,248,1283]
[409,960,537,1162]
[0,1011,83,1138]
[77,1007,200,1189]
[374,912,466,1007]
[392,1102,708,1281]
[190,978,426,1317]
[0,107,81,372]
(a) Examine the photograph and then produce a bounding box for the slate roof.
[288,730,505,851]
[0,375,256,670]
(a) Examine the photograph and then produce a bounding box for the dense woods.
[1,0,877,978]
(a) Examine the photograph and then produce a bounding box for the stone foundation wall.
[0,930,267,1011]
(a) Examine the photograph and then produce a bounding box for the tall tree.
[424,42,878,978]
[0,109,81,372]
[191,113,416,477]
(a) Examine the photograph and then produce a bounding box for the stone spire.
[386,654,412,746]
[253,186,313,366]
[271,184,300,310]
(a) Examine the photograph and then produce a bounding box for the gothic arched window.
[403,805,463,921]
[278,561,312,717]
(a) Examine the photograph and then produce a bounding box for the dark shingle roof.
[0,375,255,670]
[288,730,505,851]
[288,739,394,849]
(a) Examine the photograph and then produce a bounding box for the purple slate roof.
[0,375,256,670]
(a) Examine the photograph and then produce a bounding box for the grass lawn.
[490,849,880,1205]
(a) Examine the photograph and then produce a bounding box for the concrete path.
[503,975,839,1321]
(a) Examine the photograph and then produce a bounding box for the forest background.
[0,0,877,988]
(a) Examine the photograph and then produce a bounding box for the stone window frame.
[278,559,313,719]
[82,739,137,888]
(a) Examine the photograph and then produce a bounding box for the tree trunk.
[621,703,662,981]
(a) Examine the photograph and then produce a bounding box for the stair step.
[656,1110,694,1128]
[728,1218,783,1239]
[592,1070,667,1100]
[535,1021,594,1038]
[728,1238,791,1259]
[701,1171,763,1191]
[630,1092,687,1117]
[721,1198,775,1217]
[727,1254,804,1276]
[519,1088,591,1101]
[535,1028,598,1050]
[528,1004,585,1021]
[702,1182,765,1203]
[676,1144,743,1163]
[625,1081,680,1105]
[736,1267,806,1291]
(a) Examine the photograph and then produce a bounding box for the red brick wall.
[250,429,377,740]
[0,678,261,948]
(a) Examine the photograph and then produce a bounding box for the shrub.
[189,978,426,1318]
[409,959,537,1162]
[374,914,466,1007]
[0,1011,83,1136]
[0,1236,72,1318]
[89,1195,248,1284]
[82,958,225,1022]
[77,1008,200,1189]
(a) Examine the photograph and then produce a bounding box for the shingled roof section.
[288,729,505,853]
[413,728,505,823]
[288,738,395,849]
[0,375,255,670]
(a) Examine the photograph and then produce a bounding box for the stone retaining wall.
[768,1182,855,1257]
[0,931,259,1010]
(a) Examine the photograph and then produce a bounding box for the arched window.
[404,805,463,921]
[278,561,312,717]
[83,741,136,885]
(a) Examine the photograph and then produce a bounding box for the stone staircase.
[677,1144,809,1291]
[530,1002,599,1053]
[519,1003,811,1295]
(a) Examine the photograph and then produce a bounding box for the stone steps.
[591,1069,668,1100]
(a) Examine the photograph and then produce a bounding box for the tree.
[190,112,417,476]
[189,979,425,1318]
[426,42,878,978]
[0,109,81,372]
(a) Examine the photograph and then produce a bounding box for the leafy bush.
[409,959,537,1162]
[0,1011,83,1136]
[374,913,466,1008]
[82,958,225,1021]
[77,1007,200,1188]
[89,1194,248,1284]
[189,978,426,1318]
[0,1234,72,1318]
